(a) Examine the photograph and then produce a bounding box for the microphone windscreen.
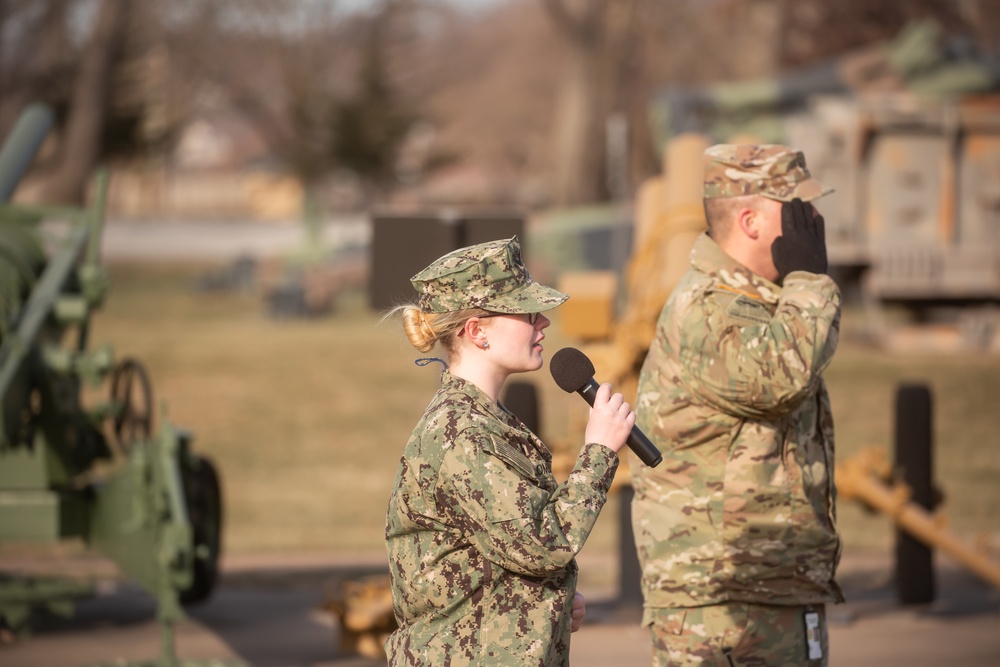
[550,347,596,394]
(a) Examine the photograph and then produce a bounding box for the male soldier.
[631,144,843,666]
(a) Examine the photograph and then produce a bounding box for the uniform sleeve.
[439,438,618,577]
[676,271,841,420]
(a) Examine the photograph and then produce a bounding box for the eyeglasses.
[477,311,540,325]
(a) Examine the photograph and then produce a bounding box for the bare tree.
[167,1,341,183]
[0,0,73,135]
[331,10,414,191]
[0,1,186,205]
[42,0,129,204]
[541,0,645,205]
[165,0,420,211]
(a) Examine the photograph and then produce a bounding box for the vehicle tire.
[180,455,223,605]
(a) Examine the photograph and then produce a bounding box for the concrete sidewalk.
[1,549,997,666]
[570,581,1000,667]
[568,550,1000,667]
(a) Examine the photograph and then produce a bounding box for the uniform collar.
[690,232,782,306]
[440,371,552,462]
[441,370,503,418]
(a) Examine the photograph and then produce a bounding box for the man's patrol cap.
[411,236,568,314]
[703,144,833,202]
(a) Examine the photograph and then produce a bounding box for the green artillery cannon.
[0,104,224,666]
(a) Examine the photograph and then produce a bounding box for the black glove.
[770,197,828,280]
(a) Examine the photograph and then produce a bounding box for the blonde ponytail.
[400,305,437,352]
[386,304,487,356]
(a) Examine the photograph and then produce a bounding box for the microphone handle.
[578,380,663,468]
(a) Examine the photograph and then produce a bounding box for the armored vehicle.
[648,20,1000,350]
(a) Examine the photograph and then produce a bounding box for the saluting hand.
[771,197,828,280]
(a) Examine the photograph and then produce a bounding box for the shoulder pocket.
[481,436,538,481]
[725,294,772,325]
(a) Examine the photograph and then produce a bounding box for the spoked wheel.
[180,456,223,605]
[110,358,153,453]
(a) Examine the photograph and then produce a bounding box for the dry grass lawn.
[86,262,1000,566]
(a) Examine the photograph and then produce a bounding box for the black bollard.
[618,484,644,611]
[501,381,540,435]
[894,383,936,605]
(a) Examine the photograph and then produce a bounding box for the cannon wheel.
[110,358,153,453]
[180,456,223,605]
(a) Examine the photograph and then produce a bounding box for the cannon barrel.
[0,102,107,407]
[0,103,57,346]
[0,103,54,202]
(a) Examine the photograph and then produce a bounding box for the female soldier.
[385,236,634,666]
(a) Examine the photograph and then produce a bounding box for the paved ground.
[96,218,369,261]
[2,550,998,667]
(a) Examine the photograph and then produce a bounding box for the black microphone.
[549,347,663,468]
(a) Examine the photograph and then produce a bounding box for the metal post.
[501,381,540,435]
[618,484,643,611]
[894,383,935,605]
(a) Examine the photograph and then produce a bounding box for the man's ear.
[735,205,760,240]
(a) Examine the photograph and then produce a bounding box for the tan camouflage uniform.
[632,146,843,666]
[386,237,620,666]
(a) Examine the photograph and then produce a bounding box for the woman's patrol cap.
[411,236,568,314]
[703,144,833,202]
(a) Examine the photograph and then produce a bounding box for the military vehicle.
[0,104,224,665]
[647,19,1000,351]
[537,21,1000,610]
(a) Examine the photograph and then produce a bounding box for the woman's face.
[480,311,551,374]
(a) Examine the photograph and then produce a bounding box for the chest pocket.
[482,435,539,483]
[480,434,558,524]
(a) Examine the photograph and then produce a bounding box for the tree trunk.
[544,0,643,206]
[0,0,70,134]
[42,0,127,204]
[552,49,608,205]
